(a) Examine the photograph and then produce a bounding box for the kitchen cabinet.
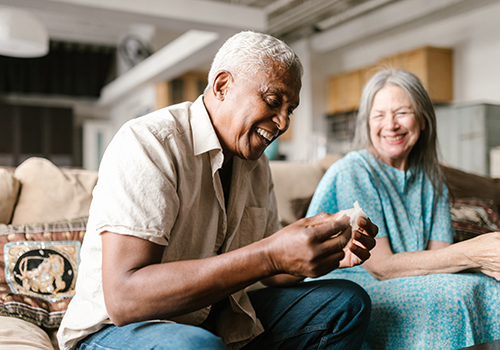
[327,46,453,115]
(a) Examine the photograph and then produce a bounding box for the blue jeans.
[77,280,370,350]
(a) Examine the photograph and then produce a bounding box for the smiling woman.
[305,69,500,349]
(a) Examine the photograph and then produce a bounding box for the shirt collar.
[190,95,222,155]
[190,95,225,170]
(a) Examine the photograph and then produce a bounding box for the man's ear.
[212,71,232,101]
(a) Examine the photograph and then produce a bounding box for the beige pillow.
[269,161,325,227]
[11,158,98,225]
[0,169,20,224]
[0,315,55,350]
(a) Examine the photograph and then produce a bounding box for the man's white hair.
[205,31,303,92]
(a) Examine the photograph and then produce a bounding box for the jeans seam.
[80,343,119,350]
[267,323,330,345]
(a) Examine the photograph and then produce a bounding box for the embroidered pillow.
[450,198,500,242]
[0,217,87,328]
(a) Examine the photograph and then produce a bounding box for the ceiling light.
[0,7,49,58]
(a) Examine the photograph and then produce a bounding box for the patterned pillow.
[450,198,500,243]
[0,217,87,329]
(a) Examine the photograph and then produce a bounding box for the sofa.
[270,157,500,241]
[1,156,500,350]
[0,157,97,350]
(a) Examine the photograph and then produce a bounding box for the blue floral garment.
[305,150,500,349]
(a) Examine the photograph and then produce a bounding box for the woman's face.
[368,84,425,170]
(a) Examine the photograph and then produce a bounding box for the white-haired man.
[58,31,378,350]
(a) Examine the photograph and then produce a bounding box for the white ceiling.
[0,0,400,47]
[1,0,497,105]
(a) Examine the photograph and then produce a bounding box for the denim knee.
[78,322,228,350]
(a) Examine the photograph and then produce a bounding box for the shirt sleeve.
[90,120,180,246]
[306,153,389,238]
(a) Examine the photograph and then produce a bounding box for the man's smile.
[256,127,275,143]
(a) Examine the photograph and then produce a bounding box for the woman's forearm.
[362,238,479,280]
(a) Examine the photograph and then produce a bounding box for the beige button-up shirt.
[58,96,279,350]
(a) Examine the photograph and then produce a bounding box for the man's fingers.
[308,251,345,278]
[303,213,350,242]
[357,217,379,237]
[352,230,376,251]
[347,241,371,262]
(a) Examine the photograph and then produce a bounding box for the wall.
[91,1,500,165]
[82,84,157,170]
[281,0,500,162]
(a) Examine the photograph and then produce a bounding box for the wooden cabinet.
[327,46,454,114]
[327,70,364,115]
[156,71,208,110]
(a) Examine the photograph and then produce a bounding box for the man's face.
[213,63,301,161]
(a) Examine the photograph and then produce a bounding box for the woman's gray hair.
[353,69,444,193]
[205,31,303,92]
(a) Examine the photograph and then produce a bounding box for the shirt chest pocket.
[235,206,269,248]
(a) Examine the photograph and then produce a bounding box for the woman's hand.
[453,232,500,280]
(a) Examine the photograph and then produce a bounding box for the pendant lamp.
[0,7,49,58]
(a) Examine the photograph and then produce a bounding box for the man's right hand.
[263,213,354,279]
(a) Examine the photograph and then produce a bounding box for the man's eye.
[267,98,280,107]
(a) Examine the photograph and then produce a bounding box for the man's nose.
[273,108,290,132]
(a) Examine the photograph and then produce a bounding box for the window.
[0,103,77,167]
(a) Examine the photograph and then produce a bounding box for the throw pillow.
[450,198,500,242]
[0,169,20,224]
[269,161,325,227]
[0,217,87,329]
[11,157,97,225]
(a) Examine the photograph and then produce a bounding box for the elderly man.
[58,31,378,350]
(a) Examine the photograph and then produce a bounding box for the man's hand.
[338,216,378,269]
[263,213,378,283]
[264,213,362,279]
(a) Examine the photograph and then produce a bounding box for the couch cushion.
[0,315,55,350]
[0,217,87,329]
[11,157,97,225]
[269,161,325,227]
[443,165,500,209]
[0,169,20,224]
